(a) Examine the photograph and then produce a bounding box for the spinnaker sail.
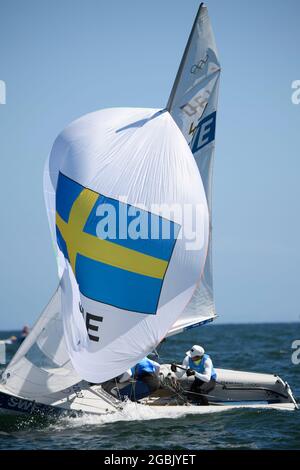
[167,3,221,335]
[46,107,209,383]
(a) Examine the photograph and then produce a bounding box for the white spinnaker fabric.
[167,3,221,335]
[47,107,209,383]
[3,287,80,397]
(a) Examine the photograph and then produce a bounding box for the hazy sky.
[0,0,299,328]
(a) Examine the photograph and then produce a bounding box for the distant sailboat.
[0,3,297,417]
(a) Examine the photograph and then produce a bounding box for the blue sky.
[0,0,299,328]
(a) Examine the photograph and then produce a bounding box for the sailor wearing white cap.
[171,345,217,405]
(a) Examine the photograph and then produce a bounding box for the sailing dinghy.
[0,3,297,418]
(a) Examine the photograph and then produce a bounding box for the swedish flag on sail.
[56,172,180,315]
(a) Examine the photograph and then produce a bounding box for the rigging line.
[160,376,190,405]
[180,388,220,401]
[166,364,221,401]
[172,363,224,388]
[167,374,216,400]
[155,338,167,355]
[173,363,218,378]
[152,347,160,359]
[113,377,122,402]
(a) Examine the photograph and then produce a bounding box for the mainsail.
[167,3,221,336]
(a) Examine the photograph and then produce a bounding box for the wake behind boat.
[0,3,298,418]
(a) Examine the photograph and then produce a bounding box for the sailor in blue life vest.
[171,345,217,405]
[116,357,161,402]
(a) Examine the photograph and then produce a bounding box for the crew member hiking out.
[171,345,217,405]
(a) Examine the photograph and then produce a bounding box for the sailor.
[19,325,30,341]
[116,357,161,401]
[171,345,217,405]
[4,325,30,345]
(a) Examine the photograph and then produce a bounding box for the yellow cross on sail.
[55,172,179,314]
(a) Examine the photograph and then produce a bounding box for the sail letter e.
[191,111,216,153]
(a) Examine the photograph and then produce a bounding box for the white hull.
[0,366,298,419]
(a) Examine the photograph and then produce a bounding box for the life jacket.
[131,358,157,379]
[188,353,217,380]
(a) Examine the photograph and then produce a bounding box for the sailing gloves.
[170,364,195,376]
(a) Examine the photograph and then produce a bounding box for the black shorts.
[192,377,217,394]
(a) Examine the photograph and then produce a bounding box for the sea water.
[0,323,299,450]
